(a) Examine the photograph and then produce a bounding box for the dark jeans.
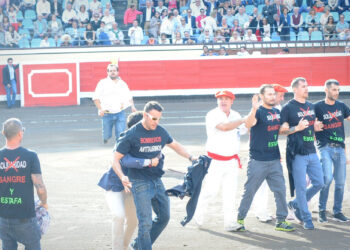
[0,217,41,250]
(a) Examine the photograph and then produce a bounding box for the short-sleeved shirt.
[116,123,173,180]
[280,99,317,154]
[314,100,350,149]
[250,106,281,161]
[0,147,41,219]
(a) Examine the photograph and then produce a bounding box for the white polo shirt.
[205,107,247,156]
[93,77,132,113]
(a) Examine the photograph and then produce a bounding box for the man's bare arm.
[215,118,246,131]
[167,140,195,161]
[31,174,48,209]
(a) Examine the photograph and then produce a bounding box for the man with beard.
[315,79,350,223]
[93,64,137,144]
[234,84,295,232]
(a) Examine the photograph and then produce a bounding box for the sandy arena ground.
[1,94,350,250]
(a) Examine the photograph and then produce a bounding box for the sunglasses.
[146,112,161,121]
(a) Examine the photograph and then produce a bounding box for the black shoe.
[333,213,350,222]
[318,210,328,223]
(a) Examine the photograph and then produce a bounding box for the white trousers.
[252,180,270,217]
[105,190,138,250]
[194,158,239,226]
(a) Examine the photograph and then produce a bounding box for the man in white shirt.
[101,9,115,30]
[194,90,247,232]
[89,0,102,15]
[93,64,137,144]
[128,20,144,45]
[62,3,78,28]
[36,0,51,19]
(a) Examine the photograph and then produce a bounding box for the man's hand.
[251,94,260,110]
[121,176,132,193]
[150,157,159,167]
[40,203,48,210]
[296,118,309,132]
[98,109,105,117]
[314,118,324,132]
[279,122,290,134]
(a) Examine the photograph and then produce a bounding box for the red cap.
[272,84,288,93]
[215,90,235,100]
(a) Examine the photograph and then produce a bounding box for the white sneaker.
[257,214,273,223]
[224,222,243,232]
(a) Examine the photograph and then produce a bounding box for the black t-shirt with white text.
[280,99,316,154]
[116,123,173,180]
[314,100,350,149]
[0,147,41,219]
[250,106,281,161]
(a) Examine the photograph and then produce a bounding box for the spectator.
[36,0,51,19]
[149,11,161,38]
[50,0,62,18]
[271,0,285,18]
[208,48,218,56]
[324,16,337,40]
[89,0,102,15]
[101,9,115,30]
[220,18,231,41]
[1,16,11,31]
[235,7,249,28]
[5,25,20,47]
[262,0,274,25]
[73,0,89,13]
[19,0,35,12]
[168,0,178,10]
[183,31,196,44]
[141,0,155,36]
[66,21,82,46]
[146,34,158,44]
[173,9,182,24]
[313,0,325,13]
[306,8,319,36]
[7,5,19,31]
[319,6,332,28]
[173,31,183,44]
[232,19,244,36]
[40,34,50,47]
[91,12,101,31]
[62,3,78,28]
[179,16,192,37]
[260,17,271,40]
[280,7,290,37]
[198,28,214,43]
[295,0,313,14]
[214,29,226,43]
[336,14,349,38]
[109,22,124,45]
[201,45,209,56]
[229,30,242,42]
[345,45,350,53]
[97,21,111,45]
[48,14,63,39]
[159,32,170,44]
[77,4,89,26]
[244,28,258,41]
[160,13,178,42]
[219,46,228,56]
[339,0,350,12]
[195,9,207,31]
[284,0,295,12]
[60,33,72,47]
[103,2,115,16]
[201,10,218,36]
[237,46,249,56]
[291,7,303,35]
[155,0,167,13]
[272,14,284,39]
[247,14,260,35]
[232,0,242,15]
[327,0,340,13]
[160,9,168,22]
[124,4,142,27]
[34,15,48,39]
[185,8,197,32]
[128,20,143,45]
[222,1,233,15]
[84,22,96,45]
[224,8,235,27]
[191,0,206,17]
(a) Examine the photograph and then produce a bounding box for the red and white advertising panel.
[20,63,79,107]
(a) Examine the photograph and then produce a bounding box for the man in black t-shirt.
[113,101,196,250]
[315,79,350,223]
[280,77,324,230]
[0,118,48,250]
[234,84,295,232]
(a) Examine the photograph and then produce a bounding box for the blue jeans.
[0,217,41,250]
[130,178,170,250]
[102,110,126,141]
[318,145,346,214]
[291,153,324,222]
[5,79,17,107]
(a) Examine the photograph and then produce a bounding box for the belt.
[207,151,242,168]
[328,142,342,147]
